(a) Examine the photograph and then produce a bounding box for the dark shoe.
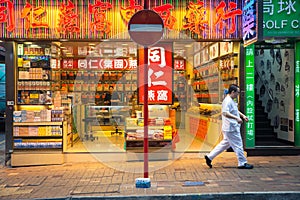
[238,163,254,169]
[204,155,212,168]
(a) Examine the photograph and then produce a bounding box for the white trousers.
[207,130,247,167]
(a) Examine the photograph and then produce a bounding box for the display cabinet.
[12,42,66,166]
[82,105,131,141]
[192,42,239,104]
[125,123,173,150]
[124,105,173,150]
[51,42,138,105]
[11,121,67,166]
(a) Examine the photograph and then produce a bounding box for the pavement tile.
[0,153,300,199]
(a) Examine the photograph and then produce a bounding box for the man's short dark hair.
[228,84,239,94]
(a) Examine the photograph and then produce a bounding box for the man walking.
[205,84,253,169]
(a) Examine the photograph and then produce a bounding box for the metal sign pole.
[143,47,149,178]
[127,2,163,187]
[143,0,149,180]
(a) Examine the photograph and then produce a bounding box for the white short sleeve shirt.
[222,95,240,132]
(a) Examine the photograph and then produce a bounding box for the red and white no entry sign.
[128,10,164,47]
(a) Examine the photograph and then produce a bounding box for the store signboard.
[0,0,244,40]
[263,1,300,37]
[242,0,260,46]
[245,44,255,148]
[138,43,173,105]
[62,58,137,70]
[295,42,300,147]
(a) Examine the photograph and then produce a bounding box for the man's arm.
[238,111,249,122]
[222,111,243,124]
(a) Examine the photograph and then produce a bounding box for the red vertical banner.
[138,43,173,105]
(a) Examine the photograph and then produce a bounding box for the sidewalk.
[0,152,300,200]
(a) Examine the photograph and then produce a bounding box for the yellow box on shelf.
[163,126,172,140]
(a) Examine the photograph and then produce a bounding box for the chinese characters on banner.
[138,43,173,105]
[62,58,137,70]
[184,0,242,38]
[0,0,244,40]
[245,44,255,148]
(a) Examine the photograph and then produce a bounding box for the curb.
[36,191,300,200]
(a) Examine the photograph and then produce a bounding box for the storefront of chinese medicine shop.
[1,0,247,166]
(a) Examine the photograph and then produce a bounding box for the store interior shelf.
[13,121,63,126]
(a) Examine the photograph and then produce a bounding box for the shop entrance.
[12,40,242,157]
[254,44,295,147]
[59,40,240,154]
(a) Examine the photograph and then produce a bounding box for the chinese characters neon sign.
[57,0,80,35]
[0,0,244,40]
[21,2,49,31]
[0,0,15,32]
[89,0,112,36]
[184,0,242,38]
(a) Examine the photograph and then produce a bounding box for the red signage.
[62,58,137,70]
[138,43,173,104]
[0,0,15,32]
[174,59,186,70]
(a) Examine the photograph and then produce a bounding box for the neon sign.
[184,0,242,37]
[57,0,80,35]
[183,1,208,35]
[120,0,143,23]
[243,0,258,46]
[0,0,15,32]
[89,0,112,36]
[214,1,242,34]
[21,2,49,31]
[0,0,244,40]
[153,4,176,30]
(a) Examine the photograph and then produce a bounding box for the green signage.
[263,1,300,37]
[245,44,255,148]
[295,42,300,147]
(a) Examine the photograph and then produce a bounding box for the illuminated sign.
[0,0,15,32]
[245,44,255,148]
[21,2,49,30]
[295,42,300,147]
[183,0,243,39]
[89,1,112,36]
[263,0,300,37]
[0,0,244,40]
[62,58,137,70]
[243,0,260,46]
[138,43,173,105]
